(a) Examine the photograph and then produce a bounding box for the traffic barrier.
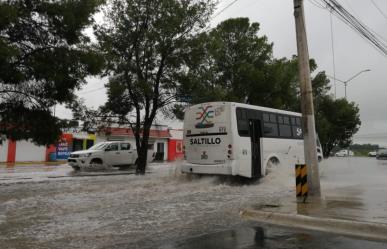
[295,164,308,202]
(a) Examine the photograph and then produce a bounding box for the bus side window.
[291,116,303,138]
[269,114,276,123]
[263,112,279,137]
[263,113,270,122]
[236,108,249,136]
[248,110,260,120]
[283,116,290,125]
[292,126,303,138]
[264,123,278,136]
[279,124,292,137]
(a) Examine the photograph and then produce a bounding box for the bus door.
[249,119,262,178]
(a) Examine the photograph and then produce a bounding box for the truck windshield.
[88,142,108,151]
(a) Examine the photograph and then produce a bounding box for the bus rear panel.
[182,102,235,175]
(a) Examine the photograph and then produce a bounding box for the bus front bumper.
[181,162,233,176]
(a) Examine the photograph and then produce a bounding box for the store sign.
[56,140,71,160]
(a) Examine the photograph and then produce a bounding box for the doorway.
[249,119,262,178]
[155,142,165,161]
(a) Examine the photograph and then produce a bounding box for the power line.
[307,0,326,9]
[78,86,105,95]
[212,0,240,19]
[318,0,387,57]
[341,0,387,44]
[370,0,387,20]
[201,0,242,32]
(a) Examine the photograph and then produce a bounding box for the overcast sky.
[57,0,387,145]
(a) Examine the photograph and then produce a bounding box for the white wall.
[0,140,8,162]
[15,140,46,162]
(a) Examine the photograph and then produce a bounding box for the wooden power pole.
[293,0,321,196]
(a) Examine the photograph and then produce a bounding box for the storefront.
[0,126,184,163]
[100,126,171,161]
[0,130,96,163]
[168,129,183,161]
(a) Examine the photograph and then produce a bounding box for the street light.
[327,69,371,99]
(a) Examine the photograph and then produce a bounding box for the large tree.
[178,18,273,104]
[94,0,213,174]
[176,17,360,157]
[315,97,361,157]
[0,0,104,145]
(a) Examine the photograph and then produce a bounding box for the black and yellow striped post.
[295,164,308,202]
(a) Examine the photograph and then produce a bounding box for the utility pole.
[293,0,321,196]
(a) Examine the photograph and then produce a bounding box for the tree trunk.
[135,124,151,175]
[136,145,148,175]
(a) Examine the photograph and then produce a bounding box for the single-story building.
[168,129,183,161]
[0,125,181,163]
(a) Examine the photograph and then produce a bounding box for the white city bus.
[182,102,307,178]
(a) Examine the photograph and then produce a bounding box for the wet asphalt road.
[0,157,387,248]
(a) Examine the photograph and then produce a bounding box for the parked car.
[317,146,323,162]
[67,141,155,170]
[376,149,387,160]
[335,149,354,157]
[368,151,377,157]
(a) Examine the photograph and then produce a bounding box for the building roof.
[104,127,171,138]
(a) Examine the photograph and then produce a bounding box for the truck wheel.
[90,158,103,168]
[71,166,80,171]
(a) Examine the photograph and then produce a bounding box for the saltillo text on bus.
[182,102,322,178]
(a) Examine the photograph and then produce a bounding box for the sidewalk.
[243,157,387,241]
[0,161,67,166]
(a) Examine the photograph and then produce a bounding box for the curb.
[0,161,67,166]
[241,209,387,242]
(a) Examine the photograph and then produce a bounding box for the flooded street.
[1,157,387,248]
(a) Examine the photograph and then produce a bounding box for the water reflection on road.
[1,157,387,248]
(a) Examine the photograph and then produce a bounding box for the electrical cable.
[212,0,240,19]
[78,86,105,95]
[307,0,326,9]
[318,0,387,57]
[370,0,387,20]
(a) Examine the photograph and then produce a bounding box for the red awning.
[104,127,171,138]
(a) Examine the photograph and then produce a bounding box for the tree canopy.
[0,0,104,145]
[175,17,360,157]
[315,97,361,157]
[92,0,214,173]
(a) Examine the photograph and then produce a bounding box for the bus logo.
[195,106,214,128]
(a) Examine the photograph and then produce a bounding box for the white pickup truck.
[67,141,154,170]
